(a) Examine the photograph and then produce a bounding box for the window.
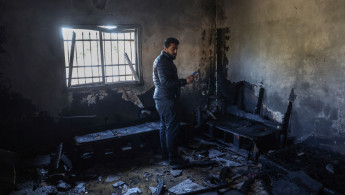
[62,25,141,87]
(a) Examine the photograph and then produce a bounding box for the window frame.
[61,24,143,89]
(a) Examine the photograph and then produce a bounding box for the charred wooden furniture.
[73,122,161,165]
[73,121,188,166]
[205,88,296,160]
[206,113,280,160]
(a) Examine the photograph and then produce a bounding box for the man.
[153,37,194,167]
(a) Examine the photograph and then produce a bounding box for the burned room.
[1,0,345,194]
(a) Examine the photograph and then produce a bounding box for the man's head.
[164,37,179,60]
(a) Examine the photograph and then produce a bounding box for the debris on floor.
[105,174,121,183]
[149,186,157,193]
[170,169,182,177]
[265,143,345,193]
[168,179,206,194]
[56,180,71,191]
[215,157,243,167]
[124,187,142,195]
[112,180,125,188]
[73,182,86,193]
[208,149,224,158]
[8,133,345,194]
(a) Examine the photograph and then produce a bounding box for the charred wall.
[217,0,345,153]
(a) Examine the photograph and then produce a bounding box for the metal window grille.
[62,26,140,87]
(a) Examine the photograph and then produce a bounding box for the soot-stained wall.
[0,0,216,125]
[217,0,345,145]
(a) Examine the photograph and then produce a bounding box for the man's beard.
[169,53,176,60]
[164,50,177,60]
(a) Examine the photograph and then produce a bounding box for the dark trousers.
[155,99,180,160]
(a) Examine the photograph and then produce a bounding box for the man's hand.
[185,75,194,84]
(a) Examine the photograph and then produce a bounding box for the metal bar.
[124,52,139,81]
[100,32,106,83]
[64,39,135,42]
[104,63,136,66]
[66,64,135,68]
[68,74,135,80]
[104,74,133,77]
[75,39,80,85]
[135,29,141,83]
[96,32,100,82]
[110,33,114,82]
[117,32,120,81]
[89,32,94,83]
[130,32,133,80]
[65,39,70,85]
[70,76,102,79]
[66,38,70,68]
[82,32,86,84]
[99,32,106,83]
[68,32,76,87]
[123,35,126,80]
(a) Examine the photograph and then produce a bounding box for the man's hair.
[164,37,179,48]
